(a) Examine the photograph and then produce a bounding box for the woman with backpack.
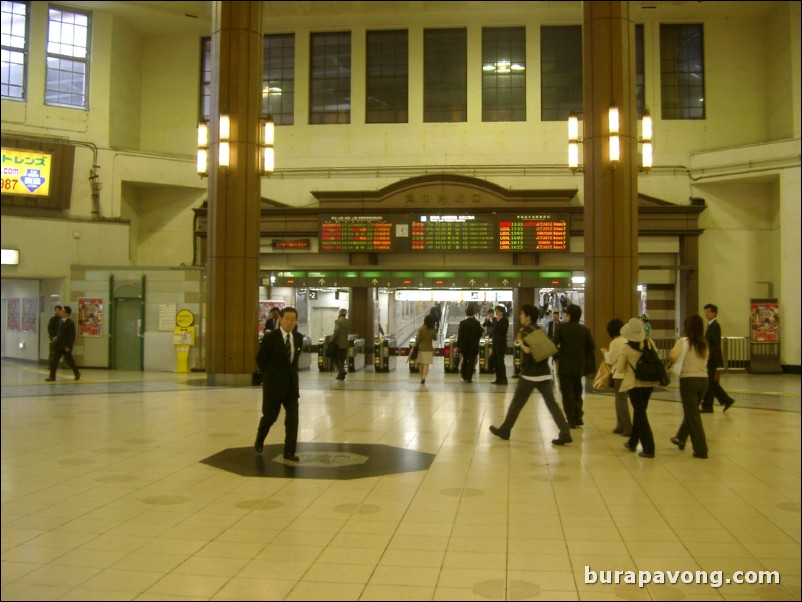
[615,318,660,458]
[668,315,709,458]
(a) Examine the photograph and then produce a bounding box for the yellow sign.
[176,309,194,328]
[1,148,52,197]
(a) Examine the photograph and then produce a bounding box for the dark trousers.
[701,364,732,410]
[627,387,655,455]
[493,349,507,383]
[49,347,79,379]
[676,377,709,455]
[461,353,477,382]
[334,348,347,378]
[559,374,584,426]
[256,393,299,455]
[499,378,570,438]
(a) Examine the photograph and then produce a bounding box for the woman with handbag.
[601,318,632,437]
[668,314,709,458]
[415,314,437,384]
[615,318,659,458]
[489,304,572,445]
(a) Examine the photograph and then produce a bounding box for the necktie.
[285,333,292,361]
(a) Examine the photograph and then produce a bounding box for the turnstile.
[374,334,398,372]
[348,334,366,372]
[317,335,334,371]
[478,337,495,373]
[443,336,461,373]
[513,340,522,376]
[407,336,419,373]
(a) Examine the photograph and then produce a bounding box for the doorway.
[112,285,143,371]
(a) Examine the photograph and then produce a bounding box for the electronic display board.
[498,214,569,252]
[319,216,394,252]
[410,214,496,252]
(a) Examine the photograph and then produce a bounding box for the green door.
[113,297,143,370]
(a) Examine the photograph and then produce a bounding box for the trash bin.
[374,334,398,372]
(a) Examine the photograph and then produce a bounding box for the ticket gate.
[478,337,495,374]
[348,334,366,372]
[513,340,522,376]
[407,336,419,373]
[298,335,312,370]
[443,336,461,373]
[317,335,333,371]
[374,334,398,372]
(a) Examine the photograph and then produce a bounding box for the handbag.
[592,361,613,390]
[523,328,558,362]
[326,340,338,358]
[409,345,419,361]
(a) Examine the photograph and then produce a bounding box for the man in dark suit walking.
[264,306,280,333]
[254,306,305,461]
[701,303,735,413]
[458,305,484,383]
[46,306,80,382]
[491,305,509,385]
[553,304,595,428]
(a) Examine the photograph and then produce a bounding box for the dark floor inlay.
[200,442,436,480]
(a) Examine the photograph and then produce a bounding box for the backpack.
[634,343,670,386]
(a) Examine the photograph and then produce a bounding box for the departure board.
[498,214,569,252]
[319,216,394,252]
[410,214,496,252]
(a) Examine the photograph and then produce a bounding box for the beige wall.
[1,1,799,365]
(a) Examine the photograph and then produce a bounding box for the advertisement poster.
[78,297,103,337]
[750,299,779,343]
[21,298,37,333]
[7,298,20,331]
[259,300,285,332]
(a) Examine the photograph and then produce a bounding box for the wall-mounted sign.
[319,216,394,252]
[272,239,311,251]
[1,148,52,197]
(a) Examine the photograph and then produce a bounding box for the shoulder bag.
[523,328,558,362]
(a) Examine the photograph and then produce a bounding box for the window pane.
[264,34,295,125]
[660,24,704,119]
[199,37,211,120]
[1,0,28,100]
[366,30,407,124]
[541,25,582,122]
[482,27,525,122]
[424,28,466,123]
[309,31,351,125]
[46,6,90,108]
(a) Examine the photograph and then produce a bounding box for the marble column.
[206,2,263,385]
[582,1,639,353]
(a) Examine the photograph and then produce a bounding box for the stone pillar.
[582,2,639,353]
[206,2,263,385]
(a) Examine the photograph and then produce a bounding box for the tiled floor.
[1,358,800,601]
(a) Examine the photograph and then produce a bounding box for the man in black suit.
[46,306,80,382]
[553,304,595,428]
[547,310,561,340]
[458,305,484,383]
[254,306,305,461]
[491,305,509,385]
[264,306,280,333]
[701,303,735,412]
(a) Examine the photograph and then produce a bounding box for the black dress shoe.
[74,372,81,381]
[254,441,263,454]
[723,399,735,412]
[638,452,655,458]
[700,408,714,414]
[623,442,636,452]
[283,453,300,462]
[551,435,572,445]
[693,452,708,459]
[45,378,55,382]
[670,436,686,451]
[489,426,510,440]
